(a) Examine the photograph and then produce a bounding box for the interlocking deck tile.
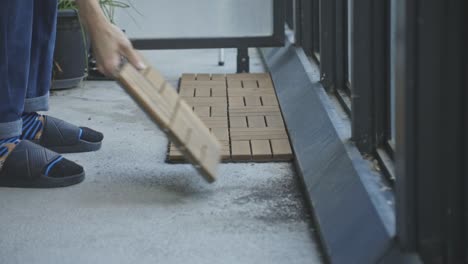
[228,97,245,107]
[118,67,174,127]
[231,141,252,160]
[183,97,227,106]
[168,72,293,162]
[181,73,196,81]
[181,80,226,88]
[244,96,262,106]
[211,88,227,97]
[227,80,243,88]
[117,64,221,182]
[211,74,226,81]
[194,106,211,117]
[198,116,228,127]
[228,106,281,117]
[211,128,229,141]
[228,88,276,96]
[251,140,272,160]
[211,107,228,117]
[194,87,211,97]
[242,80,259,88]
[271,139,294,160]
[260,95,279,106]
[257,78,274,88]
[196,74,211,81]
[247,116,267,128]
[229,116,248,128]
[226,73,271,80]
[180,87,195,97]
[265,115,286,128]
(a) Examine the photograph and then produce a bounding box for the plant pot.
[52,9,87,90]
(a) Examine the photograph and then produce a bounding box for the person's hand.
[88,22,146,77]
[76,0,146,77]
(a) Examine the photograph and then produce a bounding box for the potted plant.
[53,0,130,89]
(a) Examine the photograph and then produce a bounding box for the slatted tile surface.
[168,73,293,162]
[117,64,221,183]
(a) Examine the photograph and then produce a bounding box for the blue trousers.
[0,0,58,138]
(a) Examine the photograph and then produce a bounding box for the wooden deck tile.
[159,83,180,111]
[230,134,289,141]
[181,73,196,81]
[142,67,166,88]
[211,88,227,97]
[183,97,227,107]
[181,80,226,88]
[251,140,272,160]
[242,80,258,88]
[211,107,227,117]
[226,73,270,80]
[194,106,211,117]
[218,140,231,158]
[265,115,285,128]
[229,116,248,128]
[271,139,293,160]
[199,116,228,127]
[261,95,279,106]
[257,78,274,88]
[196,74,211,81]
[228,88,276,96]
[118,66,174,126]
[211,128,229,141]
[228,97,245,106]
[228,106,281,117]
[117,64,221,182]
[198,116,228,122]
[195,87,211,97]
[230,128,288,141]
[180,87,195,97]
[244,96,262,106]
[168,72,293,163]
[231,141,251,160]
[247,116,266,128]
[211,74,226,81]
[169,145,185,161]
[227,80,242,88]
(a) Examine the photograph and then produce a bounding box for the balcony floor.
[0,49,322,264]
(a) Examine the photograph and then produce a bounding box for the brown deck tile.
[251,140,272,160]
[242,80,259,88]
[117,64,221,182]
[168,72,293,162]
[231,141,252,161]
[271,139,294,160]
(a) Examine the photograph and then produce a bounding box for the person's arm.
[75,0,145,76]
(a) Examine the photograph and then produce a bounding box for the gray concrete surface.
[0,49,323,264]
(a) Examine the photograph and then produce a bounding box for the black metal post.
[395,0,467,262]
[350,0,374,154]
[237,48,250,73]
[334,0,346,92]
[372,0,391,147]
[318,0,336,91]
[299,0,313,56]
[293,0,302,45]
[395,0,417,250]
[311,0,320,56]
[465,26,468,260]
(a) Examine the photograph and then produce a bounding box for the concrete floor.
[0,49,323,264]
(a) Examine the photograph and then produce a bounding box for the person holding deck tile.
[0,0,145,188]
